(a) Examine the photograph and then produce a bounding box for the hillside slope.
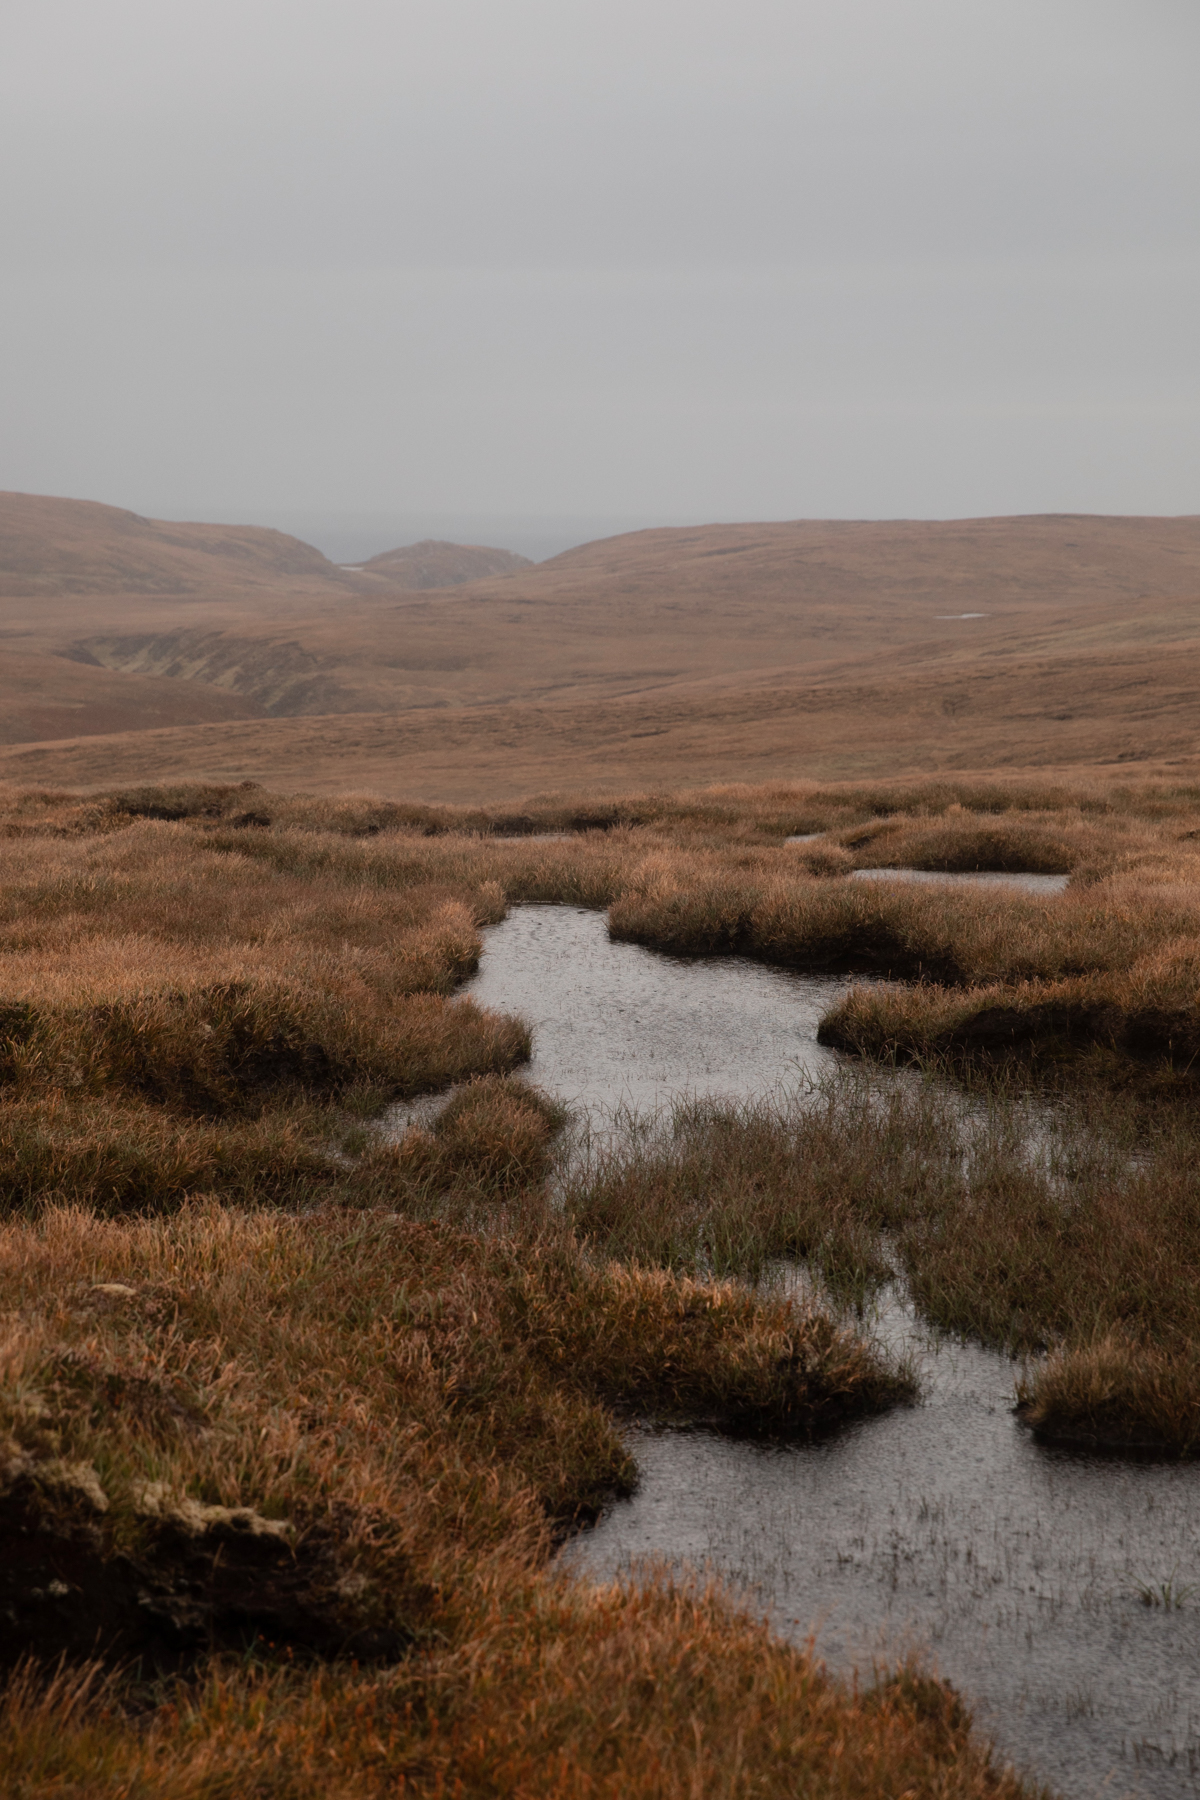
[0,491,352,597]
[358,539,532,587]
[3,494,1199,794]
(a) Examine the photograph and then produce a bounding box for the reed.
[562,1091,906,1298]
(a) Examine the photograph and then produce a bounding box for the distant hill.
[358,539,532,588]
[4,492,1200,796]
[0,491,349,598]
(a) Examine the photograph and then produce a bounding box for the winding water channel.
[460,905,1199,1800]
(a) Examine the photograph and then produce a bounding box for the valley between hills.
[2,489,1200,799]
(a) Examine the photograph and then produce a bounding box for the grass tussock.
[0,1200,908,1670]
[0,1596,1036,1800]
[392,1074,569,1199]
[818,936,1200,1077]
[10,778,1200,1088]
[563,1078,1200,1455]
[1017,1334,1200,1454]
[0,1096,340,1216]
[828,810,1104,875]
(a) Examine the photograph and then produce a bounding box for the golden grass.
[0,779,995,1798]
[1017,1334,1200,1455]
[393,1074,569,1199]
[0,1593,1037,1800]
[0,1199,909,1557]
[15,769,1200,1780]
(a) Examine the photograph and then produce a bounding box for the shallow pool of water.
[463,903,851,1117]
[458,906,1199,1797]
[851,868,1070,894]
[566,1311,1200,1800]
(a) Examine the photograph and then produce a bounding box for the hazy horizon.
[2,0,1197,528]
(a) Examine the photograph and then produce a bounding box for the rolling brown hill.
[0,491,350,597]
[2,492,1199,799]
[357,539,533,587]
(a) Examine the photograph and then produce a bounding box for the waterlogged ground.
[849,868,1071,894]
[465,901,851,1116]
[463,904,1200,1800]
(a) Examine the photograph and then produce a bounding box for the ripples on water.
[412,904,1199,1798]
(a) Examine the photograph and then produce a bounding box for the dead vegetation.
[564,1076,1200,1456]
[8,767,1200,1786]
[0,1597,1035,1800]
[0,779,991,1800]
[0,1199,913,1672]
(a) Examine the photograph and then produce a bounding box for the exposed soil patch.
[0,1458,416,1670]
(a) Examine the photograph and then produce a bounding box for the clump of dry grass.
[819,925,1200,1078]
[0,1198,910,1672]
[2,982,528,1115]
[607,855,1196,987]
[0,1591,1037,1800]
[516,1250,915,1433]
[0,822,528,1101]
[391,1073,568,1199]
[563,1076,1200,1455]
[829,809,1119,875]
[1017,1334,1200,1454]
[0,1096,342,1216]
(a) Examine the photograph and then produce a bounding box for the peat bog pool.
[850,868,1071,894]
[451,905,1199,1799]
[464,901,852,1115]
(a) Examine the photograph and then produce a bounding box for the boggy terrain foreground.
[0,777,1040,1800]
[6,772,1200,1793]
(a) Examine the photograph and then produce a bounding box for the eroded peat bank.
[4,773,1200,1796]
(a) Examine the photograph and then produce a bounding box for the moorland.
[2,491,1200,797]
[3,771,1200,1794]
[4,493,1200,1796]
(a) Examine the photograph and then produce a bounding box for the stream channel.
[435,900,1199,1798]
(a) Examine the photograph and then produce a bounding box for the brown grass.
[6,499,1200,803]
[392,1074,569,1199]
[0,1598,1038,1800]
[0,780,995,1797]
[563,1093,897,1299]
[1017,1335,1200,1455]
[15,771,1200,1776]
[563,1072,1200,1454]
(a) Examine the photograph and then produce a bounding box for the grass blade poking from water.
[561,1082,956,1303]
[563,1073,1200,1455]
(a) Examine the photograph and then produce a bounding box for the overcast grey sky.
[1,0,1198,554]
